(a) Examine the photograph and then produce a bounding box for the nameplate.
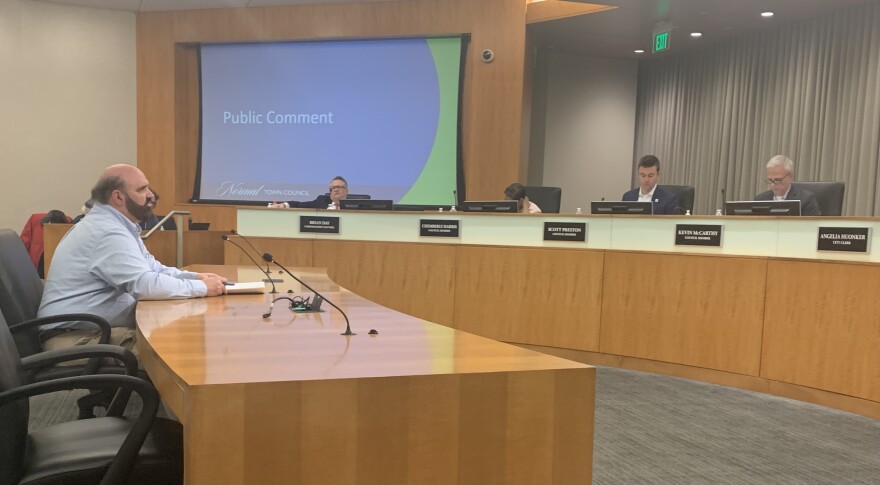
[300,216,340,234]
[543,222,587,242]
[420,219,460,238]
[817,227,870,253]
[675,224,722,247]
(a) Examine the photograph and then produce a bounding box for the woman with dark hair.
[504,183,542,214]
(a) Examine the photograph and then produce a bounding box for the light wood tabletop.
[136,265,595,484]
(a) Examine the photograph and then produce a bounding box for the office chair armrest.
[0,374,162,485]
[9,313,112,344]
[10,313,113,376]
[20,344,139,377]
[21,344,140,417]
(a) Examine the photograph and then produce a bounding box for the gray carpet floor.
[28,366,880,484]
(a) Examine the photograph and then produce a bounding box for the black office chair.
[0,228,137,417]
[523,186,562,213]
[345,193,371,200]
[658,185,695,214]
[0,309,183,485]
[791,182,845,216]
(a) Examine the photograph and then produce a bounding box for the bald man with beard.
[37,164,228,353]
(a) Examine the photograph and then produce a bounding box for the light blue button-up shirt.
[37,203,208,329]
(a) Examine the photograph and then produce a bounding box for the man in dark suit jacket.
[268,176,348,210]
[621,155,682,215]
[754,155,821,216]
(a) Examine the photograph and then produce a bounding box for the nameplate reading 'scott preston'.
[543,222,587,242]
[817,227,870,253]
[300,216,340,234]
[675,224,722,247]
[420,219,460,238]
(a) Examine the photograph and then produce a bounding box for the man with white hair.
[754,155,821,216]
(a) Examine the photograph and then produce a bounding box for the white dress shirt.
[638,185,657,202]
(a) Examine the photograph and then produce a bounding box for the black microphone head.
[262,253,273,262]
[262,312,271,319]
[221,234,230,241]
[230,229,238,235]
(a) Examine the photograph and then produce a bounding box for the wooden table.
[136,265,594,484]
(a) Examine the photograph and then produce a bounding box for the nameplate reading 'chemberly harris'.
[817,227,870,253]
[299,216,340,234]
[674,224,723,247]
[543,222,587,242]
[419,219,460,238]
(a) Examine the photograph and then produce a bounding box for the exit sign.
[654,31,669,52]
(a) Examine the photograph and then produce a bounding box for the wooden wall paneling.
[136,11,176,204]
[42,223,72,274]
[176,204,237,234]
[600,251,767,375]
[525,1,615,24]
[459,0,529,200]
[43,225,223,272]
[143,232,176,268]
[174,44,199,206]
[224,237,314,269]
[313,240,457,325]
[453,246,604,350]
[182,230,226,266]
[138,0,532,218]
[520,31,534,182]
[761,259,880,402]
[135,230,226,268]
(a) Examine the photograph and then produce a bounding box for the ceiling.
[31,0,877,58]
[530,0,876,58]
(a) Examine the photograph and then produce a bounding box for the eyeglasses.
[765,175,789,185]
[329,185,348,191]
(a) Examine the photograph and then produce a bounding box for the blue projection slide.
[197,37,462,205]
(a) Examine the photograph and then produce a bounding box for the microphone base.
[263,278,283,283]
[292,308,325,314]
[341,330,356,336]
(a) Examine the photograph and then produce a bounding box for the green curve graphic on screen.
[398,37,461,204]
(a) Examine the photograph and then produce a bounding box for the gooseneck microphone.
[229,229,272,274]
[221,235,278,294]
[262,253,355,336]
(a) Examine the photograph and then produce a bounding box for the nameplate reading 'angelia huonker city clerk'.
[817,227,870,253]
[543,222,587,242]
[299,216,340,234]
[419,219,460,238]
[675,224,722,247]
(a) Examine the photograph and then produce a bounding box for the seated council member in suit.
[504,183,542,214]
[754,155,821,216]
[268,176,349,210]
[622,155,681,215]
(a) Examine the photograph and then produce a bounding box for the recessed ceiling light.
[634,49,645,54]
[761,11,774,18]
[690,32,703,38]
